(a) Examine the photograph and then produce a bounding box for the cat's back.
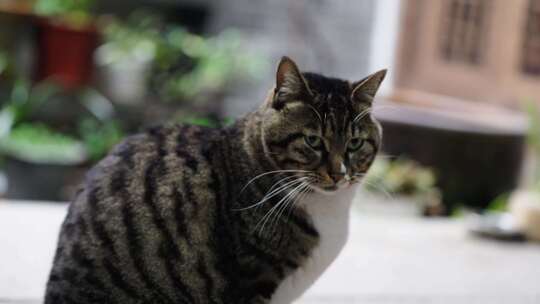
[46,124,227,304]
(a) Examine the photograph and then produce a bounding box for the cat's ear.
[273,56,312,109]
[351,69,387,103]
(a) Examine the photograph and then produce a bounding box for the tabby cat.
[45,56,386,304]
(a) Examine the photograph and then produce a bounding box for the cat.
[45,56,386,304]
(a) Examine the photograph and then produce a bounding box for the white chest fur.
[269,185,358,304]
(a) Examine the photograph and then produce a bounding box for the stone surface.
[1,200,539,304]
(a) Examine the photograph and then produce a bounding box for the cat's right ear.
[273,56,312,109]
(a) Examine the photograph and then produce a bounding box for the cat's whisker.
[353,108,372,123]
[240,169,311,194]
[273,180,312,231]
[266,175,301,194]
[234,176,308,211]
[283,182,311,224]
[255,180,308,237]
[270,180,311,232]
[256,188,298,236]
[355,174,395,199]
[257,174,315,201]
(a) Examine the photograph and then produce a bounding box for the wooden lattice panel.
[440,0,488,65]
[523,0,540,75]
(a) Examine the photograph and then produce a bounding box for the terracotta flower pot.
[35,18,99,89]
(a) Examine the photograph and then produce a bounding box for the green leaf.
[0,123,86,165]
[486,193,509,213]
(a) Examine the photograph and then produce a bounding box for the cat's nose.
[330,173,345,183]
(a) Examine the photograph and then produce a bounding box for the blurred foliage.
[450,203,466,218]
[0,80,123,164]
[34,0,95,27]
[153,29,266,103]
[366,156,442,207]
[0,50,17,82]
[0,51,7,76]
[367,157,438,196]
[0,10,269,168]
[0,123,85,165]
[100,12,268,104]
[34,0,94,15]
[78,119,122,162]
[0,79,61,137]
[97,13,159,66]
[486,193,510,213]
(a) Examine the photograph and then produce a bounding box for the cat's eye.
[348,138,364,151]
[305,135,323,149]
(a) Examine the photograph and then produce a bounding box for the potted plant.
[94,12,267,126]
[94,13,159,105]
[0,79,123,201]
[152,28,265,109]
[33,0,98,89]
[359,156,443,217]
[509,102,540,241]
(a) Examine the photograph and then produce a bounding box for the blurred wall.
[394,0,540,108]
[369,0,401,96]
[208,0,383,116]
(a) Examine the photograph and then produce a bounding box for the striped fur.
[45,57,386,303]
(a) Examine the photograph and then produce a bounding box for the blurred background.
[0,0,540,303]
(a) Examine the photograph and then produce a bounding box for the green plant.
[0,122,85,164]
[153,28,267,103]
[486,193,510,213]
[0,79,61,137]
[365,156,442,207]
[78,119,123,162]
[0,51,7,76]
[101,12,268,104]
[34,0,96,27]
[97,13,160,67]
[0,80,123,164]
[366,157,438,195]
[34,0,95,15]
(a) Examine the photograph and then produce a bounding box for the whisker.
[234,176,307,211]
[353,107,372,123]
[357,175,394,199]
[278,181,311,228]
[240,169,311,193]
[270,180,311,232]
[255,180,308,236]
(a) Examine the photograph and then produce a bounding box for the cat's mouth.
[309,179,351,194]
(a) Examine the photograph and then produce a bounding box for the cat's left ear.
[351,69,387,103]
[273,56,312,109]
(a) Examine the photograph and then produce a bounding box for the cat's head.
[260,56,386,194]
